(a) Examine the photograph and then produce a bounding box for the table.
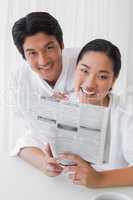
[1,153,133,200]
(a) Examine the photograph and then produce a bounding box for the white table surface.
[0,153,133,200]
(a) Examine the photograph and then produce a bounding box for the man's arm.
[19,145,63,177]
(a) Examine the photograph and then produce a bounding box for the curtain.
[0,0,132,152]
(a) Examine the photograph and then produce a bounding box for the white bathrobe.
[10,48,79,154]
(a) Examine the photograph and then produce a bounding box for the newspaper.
[36,96,110,165]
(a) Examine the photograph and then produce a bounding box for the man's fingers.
[43,144,53,157]
[44,163,63,177]
[52,92,68,100]
[46,163,63,172]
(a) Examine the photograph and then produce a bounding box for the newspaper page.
[35,96,59,135]
[35,96,110,165]
[78,104,110,164]
[50,101,80,166]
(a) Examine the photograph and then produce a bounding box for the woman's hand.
[57,152,102,188]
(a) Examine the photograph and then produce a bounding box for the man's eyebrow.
[45,41,55,46]
[25,41,55,52]
[99,70,110,74]
[25,48,35,52]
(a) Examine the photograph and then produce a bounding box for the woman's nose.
[83,76,97,90]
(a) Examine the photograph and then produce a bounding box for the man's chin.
[39,73,51,80]
[41,75,56,86]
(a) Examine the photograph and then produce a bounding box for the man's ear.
[61,42,64,50]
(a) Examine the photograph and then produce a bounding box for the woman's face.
[74,51,116,106]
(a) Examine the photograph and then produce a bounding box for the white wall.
[127,0,133,88]
[0,0,133,151]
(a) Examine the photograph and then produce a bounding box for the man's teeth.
[39,64,51,70]
[41,67,50,70]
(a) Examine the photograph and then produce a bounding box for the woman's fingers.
[63,165,77,172]
[57,152,86,165]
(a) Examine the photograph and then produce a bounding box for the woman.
[57,39,133,188]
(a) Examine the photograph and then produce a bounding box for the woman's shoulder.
[111,92,133,117]
[108,92,120,109]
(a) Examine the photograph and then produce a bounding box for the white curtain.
[0,0,133,152]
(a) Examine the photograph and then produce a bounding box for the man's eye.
[99,75,108,80]
[47,45,55,51]
[48,46,54,49]
[28,52,37,56]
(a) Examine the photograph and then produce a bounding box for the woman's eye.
[80,68,89,74]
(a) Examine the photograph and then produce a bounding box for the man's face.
[74,51,116,106]
[23,32,64,85]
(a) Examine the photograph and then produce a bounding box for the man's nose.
[38,53,49,66]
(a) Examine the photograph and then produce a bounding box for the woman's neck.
[102,95,110,107]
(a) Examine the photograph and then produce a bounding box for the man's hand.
[42,144,63,177]
[19,144,63,177]
[52,92,68,101]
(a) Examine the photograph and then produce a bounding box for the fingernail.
[64,95,69,100]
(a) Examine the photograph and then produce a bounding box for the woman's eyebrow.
[81,64,91,69]
[81,64,111,74]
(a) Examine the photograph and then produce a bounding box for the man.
[11,12,79,177]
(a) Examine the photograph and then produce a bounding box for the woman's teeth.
[80,87,95,96]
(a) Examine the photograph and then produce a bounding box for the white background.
[0,0,133,151]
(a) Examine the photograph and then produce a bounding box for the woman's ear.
[111,76,118,89]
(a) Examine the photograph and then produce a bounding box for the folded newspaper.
[37,96,110,165]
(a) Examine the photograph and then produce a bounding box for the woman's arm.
[57,153,133,188]
[97,166,133,188]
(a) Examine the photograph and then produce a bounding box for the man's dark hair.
[12,12,63,59]
[76,39,121,78]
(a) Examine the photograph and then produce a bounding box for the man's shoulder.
[11,63,35,87]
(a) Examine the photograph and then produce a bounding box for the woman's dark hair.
[12,12,63,59]
[76,39,121,77]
